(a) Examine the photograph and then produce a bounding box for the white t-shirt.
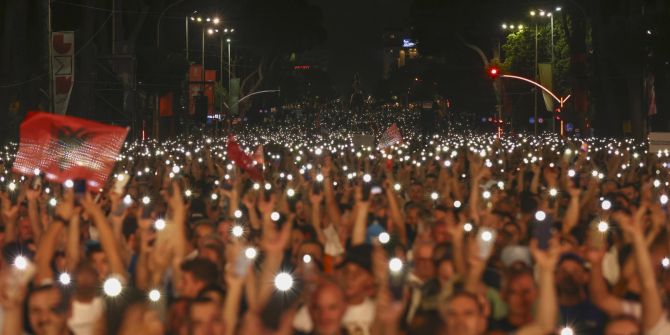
[68,297,104,335]
[621,300,670,335]
[293,298,376,335]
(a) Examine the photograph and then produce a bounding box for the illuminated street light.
[530,10,536,16]
[213,17,220,24]
[502,23,508,29]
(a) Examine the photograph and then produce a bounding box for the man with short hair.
[187,297,225,335]
[27,285,71,335]
[178,258,220,298]
[438,291,488,335]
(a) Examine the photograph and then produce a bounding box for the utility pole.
[534,22,538,135]
[47,0,54,112]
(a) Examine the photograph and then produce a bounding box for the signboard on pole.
[52,31,75,115]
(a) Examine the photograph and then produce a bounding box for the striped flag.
[379,123,402,149]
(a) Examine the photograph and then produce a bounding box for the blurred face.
[413,244,436,281]
[19,218,33,240]
[89,251,109,279]
[443,295,487,335]
[194,225,214,246]
[309,284,347,335]
[217,220,232,241]
[604,319,640,335]
[432,222,449,244]
[409,184,423,203]
[189,301,225,335]
[437,260,455,283]
[178,272,205,298]
[28,288,69,335]
[556,260,588,299]
[504,274,537,317]
[340,263,373,302]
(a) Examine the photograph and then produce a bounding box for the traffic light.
[488,66,500,79]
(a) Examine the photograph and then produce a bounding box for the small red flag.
[226,135,263,181]
[379,123,402,149]
[13,111,128,189]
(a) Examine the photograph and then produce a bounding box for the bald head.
[309,279,347,335]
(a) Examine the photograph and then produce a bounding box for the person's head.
[431,221,449,244]
[187,298,225,335]
[412,241,436,281]
[191,221,215,247]
[409,182,424,204]
[178,258,220,298]
[297,240,325,264]
[73,261,100,301]
[309,279,348,335]
[556,254,589,302]
[197,284,226,306]
[27,285,71,335]
[86,244,109,279]
[604,315,641,335]
[338,245,375,303]
[439,291,487,335]
[502,266,537,318]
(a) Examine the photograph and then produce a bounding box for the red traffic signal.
[488,67,500,79]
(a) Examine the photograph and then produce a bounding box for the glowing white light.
[454,200,462,208]
[389,258,403,272]
[59,272,71,285]
[172,166,180,174]
[103,277,123,297]
[274,272,294,291]
[568,169,576,177]
[315,148,322,155]
[287,188,296,197]
[234,210,243,218]
[535,210,547,221]
[245,247,258,260]
[549,188,558,197]
[316,174,324,182]
[149,289,161,302]
[661,194,669,205]
[481,231,493,242]
[662,257,670,269]
[142,196,151,205]
[597,220,609,232]
[560,327,574,335]
[463,223,473,232]
[378,232,391,244]
[482,190,491,199]
[497,181,505,190]
[232,225,245,237]
[654,179,661,188]
[444,160,452,167]
[271,212,280,221]
[394,183,401,191]
[185,189,192,197]
[363,174,372,183]
[431,192,439,200]
[49,198,58,207]
[303,254,312,264]
[601,200,612,210]
[64,179,74,188]
[123,195,133,205]
[13,255,28,270]
[154,219,166,231]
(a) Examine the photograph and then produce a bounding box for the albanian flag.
[226,135,263,181]
[13,111,128,189]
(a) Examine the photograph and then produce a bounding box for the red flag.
[379,123,402,149]
[226,135,263,181]
[13,111,128,189]
[253,145,264,166]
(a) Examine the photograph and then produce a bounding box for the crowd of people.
[0,115,669,335]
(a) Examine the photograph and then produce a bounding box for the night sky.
[311,0,411,93]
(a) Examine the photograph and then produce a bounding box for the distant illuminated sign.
[294,65,311,70]
[402,39,416,48]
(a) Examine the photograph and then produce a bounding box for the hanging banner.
[538,63,554,112]
[188,65,216,116]
[159,92,174,117]
[52,31,75,115]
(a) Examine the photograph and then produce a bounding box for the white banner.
[52,31,75,115]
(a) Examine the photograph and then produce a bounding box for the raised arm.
[613,205,664,331]
[80,193,127,280]
[586,244,625,316]
[517,238,560,335]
